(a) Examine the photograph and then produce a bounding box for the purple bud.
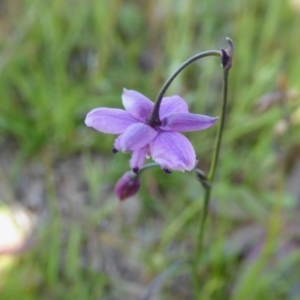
[114,171,141,201]
[221,37,234,70]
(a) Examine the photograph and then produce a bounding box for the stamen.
[133,167,139,174]
[112,148,118,154]
[163,168,172,174]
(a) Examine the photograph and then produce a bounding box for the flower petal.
[129,146,148,170]
[122,89,154,121]
[161,113,218,132]
[150,132,196,171]
[85,108,136,134]
[115,123,158,151]
[159,96,189,118]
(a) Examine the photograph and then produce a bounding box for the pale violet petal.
[159,96,189,119]
[85,108,136,134]
[160,113,218,132]
[129,146,149,170]
[114,135,122,150]
[150,132,196,171]
[117,123,158,151]
[122,89,154,121]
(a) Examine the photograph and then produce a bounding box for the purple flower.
[85,89,217,172]
[114,171,140,201]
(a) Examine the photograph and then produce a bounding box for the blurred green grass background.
[0,0,300,299]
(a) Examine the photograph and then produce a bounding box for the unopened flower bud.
[114,171,141,201]
[221,37,234,70]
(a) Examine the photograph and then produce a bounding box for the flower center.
[146,116,161,128]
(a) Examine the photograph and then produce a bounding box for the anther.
[133,167,139,174]
[163,168,172,174]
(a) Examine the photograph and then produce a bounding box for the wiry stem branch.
[192,37,234,299]
[147,50,222,127]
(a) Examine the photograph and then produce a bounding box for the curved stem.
[138,162,160,176]
[148,50,222,126]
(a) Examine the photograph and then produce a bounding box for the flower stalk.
[192,38,234,299]
[147,50,222,127]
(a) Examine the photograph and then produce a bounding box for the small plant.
[85,38,234,299]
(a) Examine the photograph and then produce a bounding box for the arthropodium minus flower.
[85,89,217,172]
[114,171,140,201]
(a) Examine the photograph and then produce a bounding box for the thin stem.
[192,68,230,299]
[138,162,160,176]
[148,50,222,126]
[208,69,229,182]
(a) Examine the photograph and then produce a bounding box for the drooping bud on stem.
[114,171,140,201]
[114,163,161,201]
